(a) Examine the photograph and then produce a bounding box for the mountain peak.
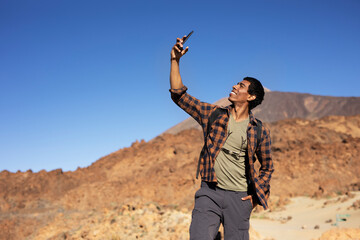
[165,91,360,135]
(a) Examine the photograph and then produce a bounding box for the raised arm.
[169,35,217,129]
[170,36,189,89]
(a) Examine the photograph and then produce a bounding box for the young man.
[170,35,274,240]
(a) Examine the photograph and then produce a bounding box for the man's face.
[228,80,255,104]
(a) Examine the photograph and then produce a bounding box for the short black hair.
[243,77,265,111]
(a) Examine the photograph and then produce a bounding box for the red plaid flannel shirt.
[170,86,274,210]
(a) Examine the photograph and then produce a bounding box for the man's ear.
[248,95,256,101]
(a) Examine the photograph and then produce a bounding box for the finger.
[182,35,187,41]
[182,46,189,55]
[176,43,184,52]
[177,37,184,44]
[174,45,182,53]
[241,195,251,200]
[177,42,183,49]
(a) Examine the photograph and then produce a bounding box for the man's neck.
[231,104,249,122]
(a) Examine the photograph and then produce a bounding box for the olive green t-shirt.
[214,113,249,191]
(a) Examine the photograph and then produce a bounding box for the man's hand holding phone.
[171,31,193,62]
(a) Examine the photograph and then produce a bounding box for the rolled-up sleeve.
[170,85,188,102]
[170,85,188,95]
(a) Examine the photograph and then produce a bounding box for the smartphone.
[178,31,194,51]
[182,30,194,44]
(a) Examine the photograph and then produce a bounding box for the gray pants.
[189,181,253,240]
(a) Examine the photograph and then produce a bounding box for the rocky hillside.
[0,115,360,239]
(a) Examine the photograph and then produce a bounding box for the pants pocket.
[237,194,252,230]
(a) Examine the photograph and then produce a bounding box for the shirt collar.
[248,111,259,125]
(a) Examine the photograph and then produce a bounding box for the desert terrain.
[1,114,360,239]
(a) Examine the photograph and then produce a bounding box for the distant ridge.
[165,91,360,134]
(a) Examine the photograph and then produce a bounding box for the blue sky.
[1,0,359,172]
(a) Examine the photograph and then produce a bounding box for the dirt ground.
[250,192,360,240]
